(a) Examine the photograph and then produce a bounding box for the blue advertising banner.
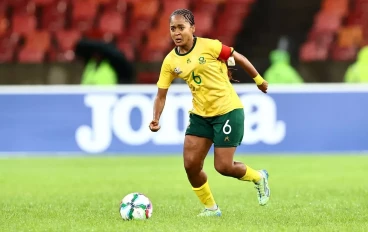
[0,84,367,155]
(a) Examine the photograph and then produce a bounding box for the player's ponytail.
[227,67,239,83]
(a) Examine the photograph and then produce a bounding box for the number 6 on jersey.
[222,120,232,134]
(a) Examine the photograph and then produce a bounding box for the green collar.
[175,37,197,56]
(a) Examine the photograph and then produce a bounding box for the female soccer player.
[149,9,270,217]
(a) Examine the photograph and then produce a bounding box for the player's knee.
[184,157,203,175]
[214,162,232,176]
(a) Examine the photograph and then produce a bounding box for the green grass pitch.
[1,155,368,232]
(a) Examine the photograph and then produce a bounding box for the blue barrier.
[0,84,367,154]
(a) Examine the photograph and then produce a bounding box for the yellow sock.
[192,181,217,209]
[239,165,262,183]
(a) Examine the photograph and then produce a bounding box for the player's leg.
[184,114,221,216]
[212,109,270,205]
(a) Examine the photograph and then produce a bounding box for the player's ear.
[191,25,195,34]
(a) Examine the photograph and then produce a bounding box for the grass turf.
[1,155,368,232]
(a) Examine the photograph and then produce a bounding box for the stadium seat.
[0,43,14,62]
[102,0,127,13]
[71,1,98,32]
[41,1,68,32]
[11,1,36,16]
[145,29,172,52]
[116,40,135,62]
[18,47,45,63]
[330,44,357,61]
[191,12,213,37]
[98,11,124,35]
[12,14,37,34]
[337,26,363,47]
[308,30,334,47]
[23,31,51,52]
[32,0,57,6]
[313,12,342,32]
[299,42,328,61]
[162,0,190,17]
[132,0,159,20]
[55,30,81,51]
[0,16,9,37]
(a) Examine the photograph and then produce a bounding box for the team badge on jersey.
[199,56,206,64]
[174,67,182,75]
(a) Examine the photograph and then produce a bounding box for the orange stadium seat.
[132,0,159,20]
[0,16,9,37]
[337,26,363,47]
[23,31,51,52]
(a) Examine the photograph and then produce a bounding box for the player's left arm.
[231,50,268,94]
[214,42,268,93]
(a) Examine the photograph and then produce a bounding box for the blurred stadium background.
[0,0,367,84]
[1,1,368,231]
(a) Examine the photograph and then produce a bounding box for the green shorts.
[185,108,244,147]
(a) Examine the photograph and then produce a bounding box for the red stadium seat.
[102,0,127,13]
[162,0,190,17]
[18,48,45,63]
[98,11,124,35]
[193,1,219,15]
[12,14,37,34]
[41,1,68,32]
[55,30,81,51]
[191,12,213,37]
[0,44,14,62]
[32,0,57,6]
[313,12,342,32]
[116,40,135,62]
[331,44,357,61]
[299,42,329,61]
[71,0,98,32]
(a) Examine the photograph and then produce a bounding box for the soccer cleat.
[255,170,270,206]
[197,207,222,217]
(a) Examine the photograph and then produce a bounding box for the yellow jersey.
[157,37,244,117]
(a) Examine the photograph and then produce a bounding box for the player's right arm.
[149,56,175,132]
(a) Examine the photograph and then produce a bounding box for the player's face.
[170,15,195,47]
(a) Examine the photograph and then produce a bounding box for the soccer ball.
[119,192,153,220]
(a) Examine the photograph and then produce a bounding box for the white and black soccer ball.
[119,193,153,220]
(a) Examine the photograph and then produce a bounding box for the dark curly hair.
[170,9,195,26]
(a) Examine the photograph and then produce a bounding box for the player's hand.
[257,80,268,94]
[149,120,161,132]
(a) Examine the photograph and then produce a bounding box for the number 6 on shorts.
[222,119,232,134]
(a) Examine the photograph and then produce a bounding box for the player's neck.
[177,37,195,54]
